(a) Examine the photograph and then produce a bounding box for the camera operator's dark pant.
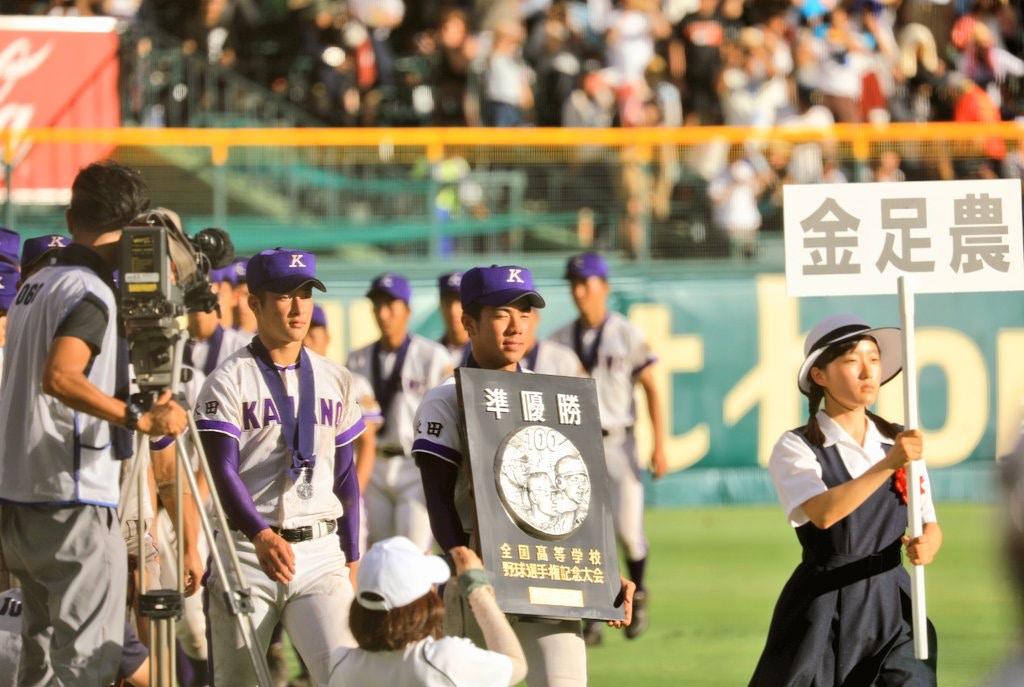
[1,503,127,687]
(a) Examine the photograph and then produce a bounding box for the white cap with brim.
[797,313,903,395]
[355,536,451,611]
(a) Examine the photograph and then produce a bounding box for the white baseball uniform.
[347,335,450,551]
[522,340,583,377]
[549,312,657,561]
[413,376,587,687]
[195,343,365,685]
[350,370,382,557]
[187,324,251,377]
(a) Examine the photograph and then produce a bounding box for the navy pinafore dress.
[750,427,937,686]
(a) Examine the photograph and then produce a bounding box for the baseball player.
[230,256,258,334]
[195,248,365,685]
[185,269,251,377]
[19,234,68,283]
[437,271,470,368]
[0,263,17,390]
[306,304,381,497]
[549,251,667,644]
[523,310,582,377]
[0,227,19,269]
[0,229,19,390]
[412,264,635,687]
[0,161,188,686]
[346,274,451,551]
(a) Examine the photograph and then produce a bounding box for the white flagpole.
[898,276,928,660]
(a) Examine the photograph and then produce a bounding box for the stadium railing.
[2,122,1022,266]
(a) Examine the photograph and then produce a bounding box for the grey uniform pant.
[444,577,587,686]
[1,503,127,687]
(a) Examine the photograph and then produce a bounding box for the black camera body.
[119,209,233,392]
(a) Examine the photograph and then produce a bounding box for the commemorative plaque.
[456,367,624,621]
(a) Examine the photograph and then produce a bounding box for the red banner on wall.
[0,16,120,202]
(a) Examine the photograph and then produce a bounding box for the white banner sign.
[783,179,1024,297]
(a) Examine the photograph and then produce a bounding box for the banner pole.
[898,276,928,660]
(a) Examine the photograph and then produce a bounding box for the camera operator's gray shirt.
[0,246,121,506]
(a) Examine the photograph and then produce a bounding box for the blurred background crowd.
[4,0,1023,131]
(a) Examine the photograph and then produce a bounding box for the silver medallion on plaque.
[495,425,591,540]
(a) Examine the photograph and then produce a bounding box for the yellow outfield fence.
[3,123,1023,264]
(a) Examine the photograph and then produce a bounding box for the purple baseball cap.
[231,256,248,285]
[564,251,608,280]
[310,304,327,328]
[438,271,464,296]
[367,273,412,303]
[0,263,18,310]
[21,234,68,272]
[460,265,545,308]
[210,265,236,287]
[246,248,326,294]
[0,227,20,269]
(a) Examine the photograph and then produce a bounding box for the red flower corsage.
[891,467,926,505]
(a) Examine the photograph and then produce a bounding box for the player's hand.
[347,559,359,589]
[886,430,924,471]
[252,529,296,584]
[607,576,635,628]
[902,532,938,566]
[183,548,204,597]
[139,390,189,437]
[450,546,483,575]
[650,447,668,480]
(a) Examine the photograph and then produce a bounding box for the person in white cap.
[328,537,527,686]
[750,312,942,686]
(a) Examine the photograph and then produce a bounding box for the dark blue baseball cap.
[367,273,411,303]
[460,265,545,308]
[0,263,18,310]
[310,304,327,328]
[21,234,68,272]
[438,271,464,296]
[564,251,608,280]
[246,248,326,294]
[0,227,20,269]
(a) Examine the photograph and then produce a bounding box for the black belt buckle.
[274,525,312,543]
[866,552,884,576]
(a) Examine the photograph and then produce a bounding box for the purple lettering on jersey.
[320,397,334,427]
[263,398,281,426]
[336,401,344,426]
[242,401,259,430]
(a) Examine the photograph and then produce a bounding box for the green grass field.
[586,504,1017,687]
[286,503,1016,685]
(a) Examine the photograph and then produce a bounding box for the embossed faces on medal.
[494,426,591,540]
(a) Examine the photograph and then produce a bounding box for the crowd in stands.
[11,0,1024,131]
[7,0,1024,259]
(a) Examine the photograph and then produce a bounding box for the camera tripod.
[122,332,274,687]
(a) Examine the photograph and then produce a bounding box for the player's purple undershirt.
[415,454,469,551]
[199,433,361,561]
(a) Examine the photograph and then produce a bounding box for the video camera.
[118,208,234,391]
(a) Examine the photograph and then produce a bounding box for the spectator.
[872,149,906,182]
[812,6,873,123]
[481,20,534,126]
[604,0,671,126]
[708,146,769,259]
[718,28,787,127]
[426,8,479,126]
[672,0,727,124]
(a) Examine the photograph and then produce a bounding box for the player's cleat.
[625,590,649,640]
[582,619,603,646]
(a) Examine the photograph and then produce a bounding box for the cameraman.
[0,161,188,686]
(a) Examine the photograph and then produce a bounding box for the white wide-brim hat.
[797,313,903,395]
[355,536,451,611]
